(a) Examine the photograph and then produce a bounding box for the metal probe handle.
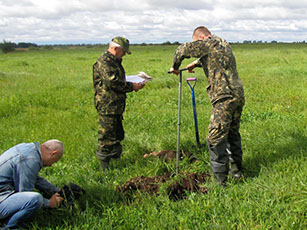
[168,67,188,74]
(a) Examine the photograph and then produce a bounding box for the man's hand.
[186,62,196,73]
[49,193,64,208]
[133,82,145,92]
[169,67,180,75]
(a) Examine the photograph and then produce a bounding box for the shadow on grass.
[243,131,306,178]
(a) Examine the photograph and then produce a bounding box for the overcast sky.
[0,0,306,45]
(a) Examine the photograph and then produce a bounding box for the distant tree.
[243,40,251,44]
[0,40,16,53]
[172,41,181,45]
[271,40,278,43]
[162,41,172,45]
[16,42,38,48]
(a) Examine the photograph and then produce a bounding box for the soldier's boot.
[228,132,243,179]
[208,139,229,186]
[230,163,242,179]
[213,173,228,187]
[96,150,110,171]
[99,159,110,171]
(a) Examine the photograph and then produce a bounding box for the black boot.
[213,172,228,187]
[228,131,243,179]
[230,163,242,179]
[208,139,230,186]
[96,151,110,171]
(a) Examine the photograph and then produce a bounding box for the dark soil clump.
[116,172,211,201]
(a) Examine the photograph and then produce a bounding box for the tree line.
[1,39,306,54]
[0,40,38,53]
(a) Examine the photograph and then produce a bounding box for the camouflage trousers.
[207,97,244,174]
[96,115,124,164]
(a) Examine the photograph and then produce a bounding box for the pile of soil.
[116,172,211,201]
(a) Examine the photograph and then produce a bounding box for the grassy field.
[0,43,306,229]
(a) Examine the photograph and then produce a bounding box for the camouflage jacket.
[93,51,134,115]
[172,35,244,104]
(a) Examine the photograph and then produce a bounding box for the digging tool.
[168,67,188,174]
[186,78,200,146]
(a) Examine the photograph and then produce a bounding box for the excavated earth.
[116,150,210,200]
[116,172,211,200]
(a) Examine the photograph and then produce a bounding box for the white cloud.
[0,0,306,44]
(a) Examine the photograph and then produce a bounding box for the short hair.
[193,26,211,38]
[42,139,64,153]
[109,41,122,49]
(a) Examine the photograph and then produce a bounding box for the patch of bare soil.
[116,172,211,201]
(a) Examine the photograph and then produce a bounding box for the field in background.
[0,43,306,229]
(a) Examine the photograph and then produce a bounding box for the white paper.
[126,75,145,83]
[126,72,153,83]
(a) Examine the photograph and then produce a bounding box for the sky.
[0,0,306,45]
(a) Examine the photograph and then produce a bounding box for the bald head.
[192,26,211,41]
[42,139,64,154]
[41,139,64,167]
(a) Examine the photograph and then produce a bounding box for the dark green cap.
[112,36,131,54]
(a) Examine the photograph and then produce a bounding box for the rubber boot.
[228,132,243,166]
[96,151,110,171]
[228,131,243,179]
[99,159,110,171]
[207,139,229,186]
[230,163,242,179]
[213,173,228,187]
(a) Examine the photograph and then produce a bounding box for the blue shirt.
[0,142,60,207]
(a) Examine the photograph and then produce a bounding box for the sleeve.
[172,41,209,70]
[102,62,134,93]
[13,158,59,208]
[192,58,203,68]
[35,176,60,208]
[35,176,60,198]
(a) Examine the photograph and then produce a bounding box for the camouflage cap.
[112,36,131,54]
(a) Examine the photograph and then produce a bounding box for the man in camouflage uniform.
[93,36,144,170]
[169,26,245,185]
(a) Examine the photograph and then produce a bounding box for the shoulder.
[211,35,229,45]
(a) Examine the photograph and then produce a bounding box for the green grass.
[0,43,306,229]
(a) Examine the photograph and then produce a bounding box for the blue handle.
[187,78,200,145]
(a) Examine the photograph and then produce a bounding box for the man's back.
[0,142,42,202]
[93,51,133,115]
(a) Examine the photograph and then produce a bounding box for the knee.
[26,192,44,211]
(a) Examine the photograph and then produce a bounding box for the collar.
[34,142,43,167]
[106,51,122,63]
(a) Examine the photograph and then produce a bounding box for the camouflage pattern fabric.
[93,51,133,115]
[96,115,124,162]
[207,97,244,145]
[93,50,133,165]
[172,35,245,176]
[172,35,244,105]
[207,97,244,174]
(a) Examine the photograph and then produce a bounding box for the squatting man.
[169,26,245,185]
[0,140,64,229]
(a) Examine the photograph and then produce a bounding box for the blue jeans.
[0,192,44,229]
